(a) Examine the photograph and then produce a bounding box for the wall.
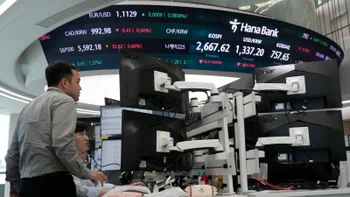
[0,114,10,197]
[3,114,19,197]
[345,120,350,135]
[316,0,350,50]
[0,114,10,173]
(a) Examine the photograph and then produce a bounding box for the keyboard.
[144,187,187,197]
[102,186,151,197]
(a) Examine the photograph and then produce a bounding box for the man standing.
[5,61,107,197]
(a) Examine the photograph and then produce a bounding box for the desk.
[218,188,350,197]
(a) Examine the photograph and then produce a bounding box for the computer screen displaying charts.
[100,106,153,136]
[94,148,102,170]
[101,107,123,136]
[94,125,102,146]
[101,140,122,171]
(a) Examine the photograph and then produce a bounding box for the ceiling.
[0,0,350,119]
[0,96,26,114]
[133,0,319,31]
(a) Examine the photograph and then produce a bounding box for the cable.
[203,91,210,104]
[179,151,196,175]
[229,100,234,112]
[249,177,294,190]
[173,110,177,119]
[89,154,121,168]
[148,96,176,112]
[140,171,145,182]
[147,160,175,171]
[283,96,308,124]
[185,111,193,124]
[146,153,179,171]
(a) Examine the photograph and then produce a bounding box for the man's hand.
[10,190,18,197]
[89,171,108,186]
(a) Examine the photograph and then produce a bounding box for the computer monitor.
[119,49,188,114]
[101,106,155,137]
[267,162,340,187]
[246,110,346,163]
[255,59,342,113]
[101,139,122,171]
[121,110,187,172]
[93,148,102,171]
[105,97,120,106]
[94,124,101,146]
[245,110,346,185]
[100,106,123,137]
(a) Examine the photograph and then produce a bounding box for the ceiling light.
[77,108,100,113]
[255,0,282,8]
[77,111,100,115]
[0,0,17,16]
[0,92,29,104]
[0,87,33,101]
[77,108,100,115]
[343,100,350,105]
[239,5,251,10]
[0,85,99,114]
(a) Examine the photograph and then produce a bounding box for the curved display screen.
[39,5,344,73]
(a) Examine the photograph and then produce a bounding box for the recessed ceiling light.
[343,100,350,105]
[0,0,17,16]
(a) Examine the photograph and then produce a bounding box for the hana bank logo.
[229,19,241,33]
[229,19,279,38]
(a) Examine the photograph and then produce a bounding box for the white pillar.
[4,113,19,197]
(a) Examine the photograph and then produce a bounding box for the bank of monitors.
[245,110,346,185]
[121,110,187,172]
[255,60,342,113]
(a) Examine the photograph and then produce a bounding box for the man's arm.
[73,176,108,197]
[5,119,21,193]
[86,179,114,190]
[52,99,91,179]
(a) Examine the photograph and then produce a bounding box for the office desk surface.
[217,188,350,197]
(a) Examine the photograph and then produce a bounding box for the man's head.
[74,121,89,159]
[45,61,81,101]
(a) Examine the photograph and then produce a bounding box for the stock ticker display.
[39,5,344,73]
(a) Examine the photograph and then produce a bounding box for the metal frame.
[185,92,260,194]
[232,92,259,193]
[186,92,235,194]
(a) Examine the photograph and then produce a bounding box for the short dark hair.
[45,61,77,87]
[75,121,88,133]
